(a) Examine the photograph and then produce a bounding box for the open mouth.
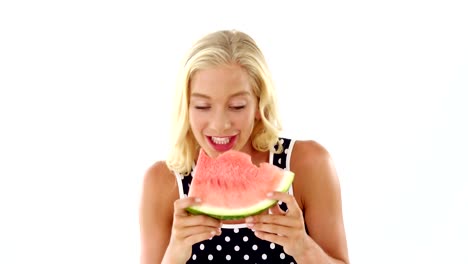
[206,135,238,152]
[211,136,231,144]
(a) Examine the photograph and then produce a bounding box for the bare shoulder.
[291,140,332,162]
[290,140,337,181]
[140,160,179,218]
[139,161,179,263]
[290,140,341,205]
[141,161,178,194]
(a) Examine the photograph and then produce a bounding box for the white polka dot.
[226,255,231,261]
[280,253,285,259]
[234,245,240,251]
[192,254,197,260]
[270,243,275,249]
[234,228,239,233]
[278,158,282,164]
[284,148,289,154]
[200,244,205,250]
[216,245,222,251]
[244,255,249,260]
[278,201,283,205]
[252,244,258,250]
[262,254,267,260]
[208,254,213,261]
[243,236,248,242]
[225,236,230,242]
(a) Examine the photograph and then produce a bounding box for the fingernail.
[195,198,202,203]
[266,192,273,197]
[246,223,254,228]
[245,217,253,222]
[210,230,216,236]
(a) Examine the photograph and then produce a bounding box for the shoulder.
[140,160,179,212]
[139,160,179,228]
[141,160,179,195]
[290,140,334,172]
[289,140,341,205]
[139,161,180,263]
[143,160,177,187]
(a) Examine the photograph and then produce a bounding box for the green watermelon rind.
[186,170,295,220]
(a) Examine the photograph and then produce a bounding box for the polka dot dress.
[179,137,297,263]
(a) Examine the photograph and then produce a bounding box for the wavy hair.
[166,30,282,175]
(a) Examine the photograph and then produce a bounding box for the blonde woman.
[139,30,349,264]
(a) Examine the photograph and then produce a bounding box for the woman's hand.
[245,191,312,259]
[163,197,222,264]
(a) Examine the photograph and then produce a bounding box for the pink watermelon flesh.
[186,149,295,220]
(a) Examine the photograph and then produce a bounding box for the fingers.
[247,213,291,227]
[177,225,222,240]
[174,214,222,229]
[171,197,223,245]
[174,197,221,226]
[250,222,291,236]
[171,219,221,250]
[266,191,301,216]
[269,203,287,215]
[243,192,309,258]
[184,229,221,246]
[173,196,201,216]
[246,192,301,224]
[253,230,288,245]
[245,191,305,240]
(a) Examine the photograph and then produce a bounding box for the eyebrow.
[190,91,251,99]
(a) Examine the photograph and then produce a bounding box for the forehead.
[189,64,253,98]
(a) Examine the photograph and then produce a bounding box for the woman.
[139,29,349,264]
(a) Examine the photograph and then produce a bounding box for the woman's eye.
[230,105,245,110]
[194,106,210,110]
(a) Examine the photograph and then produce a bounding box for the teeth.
[211,136,230,145]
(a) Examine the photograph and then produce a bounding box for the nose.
[209,109,232,132]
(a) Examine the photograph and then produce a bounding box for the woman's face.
[188,64,259,158]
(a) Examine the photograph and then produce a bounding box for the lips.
[206,135,238,152]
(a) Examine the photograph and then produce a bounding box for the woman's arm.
[291,140,349,264]
[139,161,178,264]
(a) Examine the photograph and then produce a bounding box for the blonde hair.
[166,29,282,175]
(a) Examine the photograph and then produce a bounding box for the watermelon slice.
[186,149,295,220]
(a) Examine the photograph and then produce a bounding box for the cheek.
[188,111,198,130]
[233,110,256,128]
[188,111,206,131]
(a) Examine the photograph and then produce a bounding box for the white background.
[1,0,467,263]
